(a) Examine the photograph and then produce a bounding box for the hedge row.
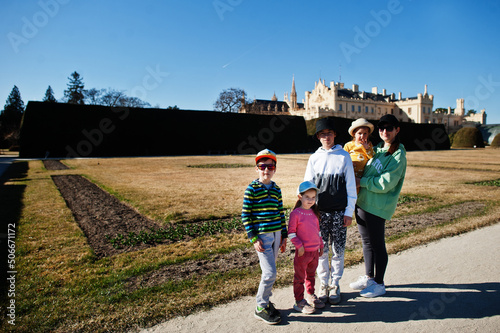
[305,117,451,151]
[19,102,450,158]
[19,102,308,158]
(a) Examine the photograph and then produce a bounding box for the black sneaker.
[254,304,281,324]
[268,302,280,317]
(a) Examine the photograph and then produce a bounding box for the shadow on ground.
[0,161,28,320]
[278,282,499,325]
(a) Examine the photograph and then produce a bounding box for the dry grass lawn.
[1,148,499,332]
[59,148,500,223]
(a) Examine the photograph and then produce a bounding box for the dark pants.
[355,206,388,285]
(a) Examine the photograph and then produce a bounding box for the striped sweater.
[241,179,287,241]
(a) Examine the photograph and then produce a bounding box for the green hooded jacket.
[357,142,407,221]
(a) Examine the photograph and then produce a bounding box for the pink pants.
[293,250,319,301]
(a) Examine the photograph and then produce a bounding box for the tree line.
[0,71,179,150]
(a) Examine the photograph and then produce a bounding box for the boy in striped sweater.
[242,149,287,325]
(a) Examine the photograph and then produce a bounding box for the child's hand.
[280,238,287,253]
[253,239,264,253]
[361,139,370,150]
[297,246,305,257]
[319,247,324,257]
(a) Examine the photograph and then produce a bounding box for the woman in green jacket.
[349,114,407,298]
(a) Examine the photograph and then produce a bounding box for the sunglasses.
[257,164,276,171]
[378,125,394,132]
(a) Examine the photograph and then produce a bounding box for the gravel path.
[138,223,500,333]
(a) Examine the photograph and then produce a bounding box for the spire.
[290,75,297,109]
[291,75,297,97]
[271,92,277,101]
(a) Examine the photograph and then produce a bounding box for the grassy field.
[1,148,499,332]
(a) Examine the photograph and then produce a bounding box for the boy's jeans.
[256,231,281,309]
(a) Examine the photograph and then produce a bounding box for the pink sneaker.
[293,299,315,314]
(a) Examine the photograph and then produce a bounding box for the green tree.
[43,85,57,103]
[0,85,25,148]
[434,108,448,114]
[64,71,85,104]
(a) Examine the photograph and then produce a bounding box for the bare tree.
[84,88,104,105]
[101,89,126,106]
[213,87,247,113]
[84,88,151,108]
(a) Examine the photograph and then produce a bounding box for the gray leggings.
[355,206,388,285]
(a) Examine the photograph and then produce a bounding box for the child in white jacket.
[304,117,357,305]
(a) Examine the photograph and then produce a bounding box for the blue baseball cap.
[297,181,319,195]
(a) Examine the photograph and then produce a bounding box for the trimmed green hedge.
[490,133,500,148]
[20,103,451,158]
[305,117,451,151]
[451,127,485,148]
[19,102,308,158]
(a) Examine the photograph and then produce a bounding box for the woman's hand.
[343,215,352,227]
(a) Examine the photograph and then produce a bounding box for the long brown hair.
[386,127,401,156]
[294,199,321,220]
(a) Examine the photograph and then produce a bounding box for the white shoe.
[360,282,386,298]
[329,285,341,305]
[318,283,329,302]
[350,275,375,290]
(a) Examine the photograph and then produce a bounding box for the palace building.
[239,77,487,131]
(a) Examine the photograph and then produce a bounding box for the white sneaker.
[318,283,329,302]
[349,275,375,290]
[360,282,386,298]
[328,285,341,305]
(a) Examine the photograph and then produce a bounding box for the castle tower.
[456,98,465,116]
[290,76,297,109]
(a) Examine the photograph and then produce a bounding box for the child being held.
[288,181,325,314]
[344,118,375,179]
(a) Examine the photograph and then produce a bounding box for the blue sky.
[1,0,499,124]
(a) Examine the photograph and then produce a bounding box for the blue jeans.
[256,231,281,309]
